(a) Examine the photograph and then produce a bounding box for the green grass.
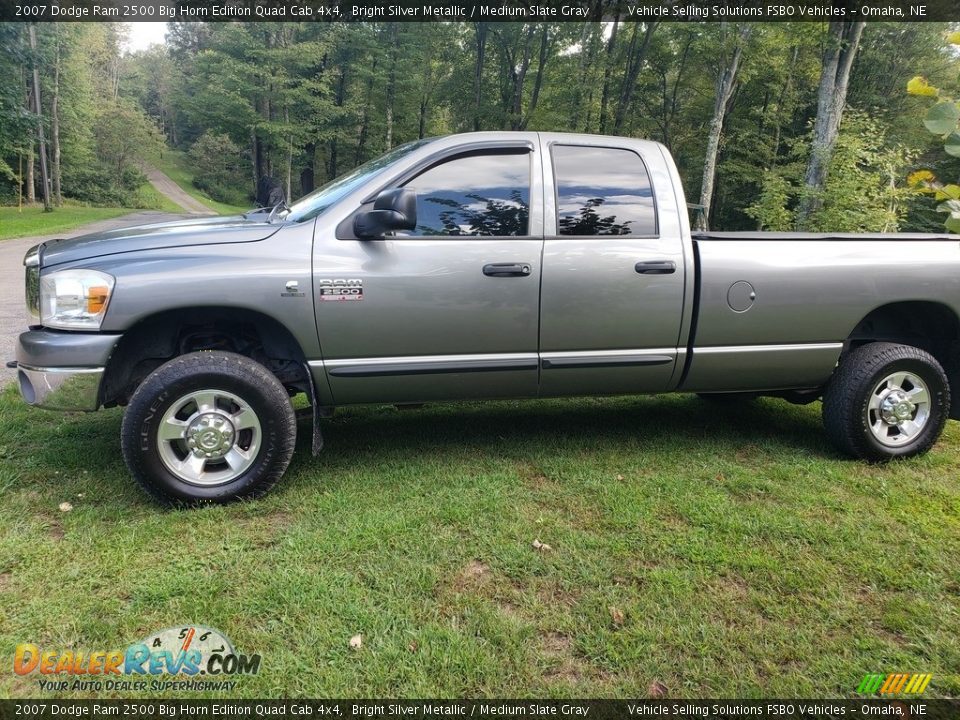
[134,182,184,215]
[152,150,250,216]
[0,180,183,241]
[0,388,958,699]
[0,205,132,241]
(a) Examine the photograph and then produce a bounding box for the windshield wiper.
[267,200,289,223]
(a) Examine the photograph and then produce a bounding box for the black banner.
[2,0,959,23]
[2,701,960,720]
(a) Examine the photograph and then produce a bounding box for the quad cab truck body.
[14,132,960,503]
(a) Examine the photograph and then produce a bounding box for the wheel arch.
[100,306,310,407]
[844,301,960,420]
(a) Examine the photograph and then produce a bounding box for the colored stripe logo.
[858,673,932,695]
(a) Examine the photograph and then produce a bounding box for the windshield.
[285,139,433,223]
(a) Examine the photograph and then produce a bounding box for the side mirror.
[354,187,417,239]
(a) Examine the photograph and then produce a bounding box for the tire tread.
[121,351,296,506]
[822,342,949,461]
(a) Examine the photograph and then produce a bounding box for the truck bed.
[681,231,960,394]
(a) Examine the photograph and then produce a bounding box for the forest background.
[2,19,960,232]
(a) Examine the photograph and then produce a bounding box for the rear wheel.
[121,351,296,505]
[822,342,949,461]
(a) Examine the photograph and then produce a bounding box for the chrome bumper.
[17,364,104,411]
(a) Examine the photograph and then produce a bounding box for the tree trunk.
[29,24,51,212]
[613,21,658,133]
[26,141,35,204]
[329,64,347,179]
[795,21,866,228]
[473,23,488,132]
[570,22,603,132]
[770,45,800,167]
[51,27,62,206]
[504,25,536,130]
[697,24,750,231]
[385,23,398,150]
[250,127,259,199]
[664,32,695,151]
[356,57,379,165]
[598,14,620,134]
[328,139,338,180]
[285,106,292,201]
[301,141,316,194]
[519,26,550,131]
[262,95,272,178]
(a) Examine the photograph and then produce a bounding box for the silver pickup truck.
[14,132,960,504]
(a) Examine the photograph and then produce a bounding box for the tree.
[0,25,33,202]
[795,21,866,228]
[907,31,960,233]
[5,19,959,229]
[697,23,751,230]
[613,21,658,133]
[94,98,162,185]
[190,131,249,206]
[28,24,51,212]
[747,113,917,233]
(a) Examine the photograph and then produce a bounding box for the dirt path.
[1,211,190,384]
[144,165,216,216]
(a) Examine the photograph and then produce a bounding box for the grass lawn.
[0,181,182,242]
[152,150,250,216]
[135,183,184,215]
[0,206,132,241]
[0,388,958,699]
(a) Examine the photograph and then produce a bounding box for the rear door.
[315,143,544,404]
[538,139,686,396]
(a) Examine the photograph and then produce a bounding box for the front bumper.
[17,365,105,411]
[15,329,121,411]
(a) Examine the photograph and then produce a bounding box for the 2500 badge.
[318,278,363,302]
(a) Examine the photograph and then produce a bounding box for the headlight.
[40,269,115,330]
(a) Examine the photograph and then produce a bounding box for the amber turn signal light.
[86,286,109,314]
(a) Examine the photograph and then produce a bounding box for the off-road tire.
[822,342,949,461]
[121,351,296,505]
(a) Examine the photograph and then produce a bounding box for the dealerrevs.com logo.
[14,625,261,693]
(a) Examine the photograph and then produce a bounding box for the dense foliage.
[2,20,960,231]
[905,31,960,233]
[0,24,162,207]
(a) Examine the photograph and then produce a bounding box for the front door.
[538,142,686,396]
[315,146,544,404]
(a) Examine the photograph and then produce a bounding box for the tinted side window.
[403,151,530,236]
[552,146,656,236]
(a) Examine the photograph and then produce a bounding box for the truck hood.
[39,215,283,267]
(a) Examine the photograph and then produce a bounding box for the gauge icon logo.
[131,625,260,676]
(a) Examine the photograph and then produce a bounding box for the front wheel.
[121,351,297,505]
[822,342,950,461]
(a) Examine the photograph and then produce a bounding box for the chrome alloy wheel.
[867,371,930,448]
[156,389,262,485]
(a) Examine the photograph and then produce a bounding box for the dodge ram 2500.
[14,132,960,504]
